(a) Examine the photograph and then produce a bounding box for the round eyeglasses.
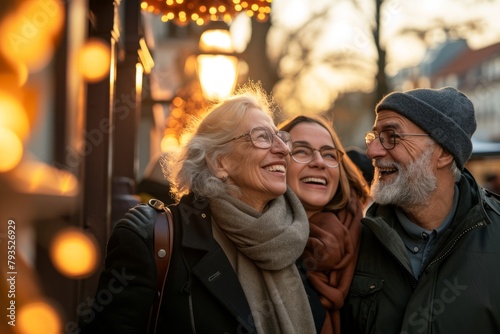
[223,127,292,151]
[365,129,429,150]
[290,145,344,168]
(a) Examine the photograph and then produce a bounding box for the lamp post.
[196,21,239,101]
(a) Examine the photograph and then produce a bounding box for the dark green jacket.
[342,169,500,334]
[81,193,325,333]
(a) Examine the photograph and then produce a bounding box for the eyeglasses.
[224,127,292,150]
[290,145,344,168]
[365,129,429,150]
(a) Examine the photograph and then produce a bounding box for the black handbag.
[146,199,174,334]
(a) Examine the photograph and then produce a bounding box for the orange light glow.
[199,29,235,53]
[49,228,100,278]
[19,0,65,38]
[0,127,23,172]
[197,27,238,100]
[161,135,180,152]
[197,55,238,101]
[140,0,271,25]
[9,159,78,195]
[17,300,62,334]
[57,171,78,194]
[0,91,30,139]
[171,107,184,118]
[78,38,111,82]
[172,96,185,107]
[26,163,77,194]
[0,0,64,72]
[0,64,28,88]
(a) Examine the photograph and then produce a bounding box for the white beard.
[371,148,437,208]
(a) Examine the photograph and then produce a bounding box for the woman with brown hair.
[279,115,370,334]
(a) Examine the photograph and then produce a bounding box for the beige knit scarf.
[209,188,316,334]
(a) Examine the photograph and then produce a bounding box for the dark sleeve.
[296,261,326,333]
[80,206,158,334]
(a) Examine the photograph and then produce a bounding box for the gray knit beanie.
[376,87,476,170]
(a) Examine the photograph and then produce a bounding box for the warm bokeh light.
[229,13,252,53]
[0,64,28,88]
[8,159,79,195]
[0,0,65,72]
[140,0,272,25]
[138,38,154,75]
[199,29,235,53]
[18,0,65,38]
[78,38,111,82]
[0,127,23,172]
[49,228,100,278]
[0,91,30,139]
[197,55,238,101]
[161,135,180,152]
[136,62,144,94]
[17,300,62,334]
[26,163,78,195]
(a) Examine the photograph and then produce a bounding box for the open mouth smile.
[300,177,327,185]
[265,164,286,173]
[378,166,398,177]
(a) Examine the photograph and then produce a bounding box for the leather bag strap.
[147,199,174,334]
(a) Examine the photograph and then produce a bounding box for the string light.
[140,0,272,26]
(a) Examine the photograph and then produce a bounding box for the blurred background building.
[0,0,499,333]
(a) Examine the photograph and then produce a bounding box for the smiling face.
[220,107,291,212]
[286,122,340,217]
[367,110,438,207]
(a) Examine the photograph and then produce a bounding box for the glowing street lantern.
[196,22,239,101]
[197,54,238,101]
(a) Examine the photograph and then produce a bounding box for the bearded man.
[342,87,500,334]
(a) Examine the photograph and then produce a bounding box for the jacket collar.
[176,193,257,333]
[177,193,215,251]
[364,168,486,229]
[361,169,486,264]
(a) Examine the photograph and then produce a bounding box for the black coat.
[342,170,500,334]
[81,193,325,333]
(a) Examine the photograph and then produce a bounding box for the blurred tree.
[267,0,497,117]
[243,19,280,96]
[267,0,379,116]
[371,0,387,105]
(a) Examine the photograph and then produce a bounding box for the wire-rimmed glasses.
[365,129,429,150]
[290,145,344,168]
[223,127,292,150]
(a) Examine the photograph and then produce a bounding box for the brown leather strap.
[147,199,174,334]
